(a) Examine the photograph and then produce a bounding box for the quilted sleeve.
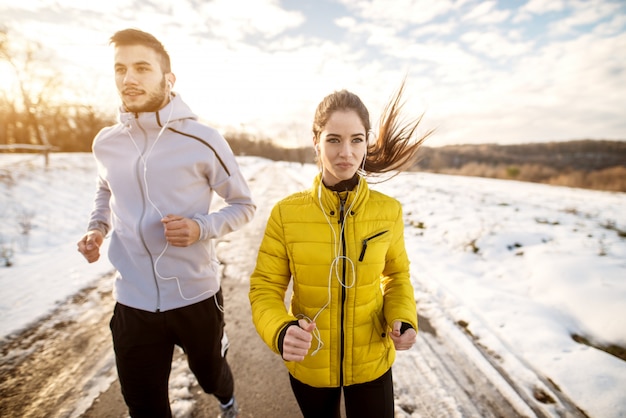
[249,203,298,354]
[381,202,418,332]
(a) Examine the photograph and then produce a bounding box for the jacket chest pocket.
[358,230,389,262]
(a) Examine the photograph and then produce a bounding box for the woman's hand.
[282,319,316,362]
[389,320,417,351]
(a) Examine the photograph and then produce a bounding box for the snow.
[1,152,625,417]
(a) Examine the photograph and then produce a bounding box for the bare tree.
[0,29,61,154]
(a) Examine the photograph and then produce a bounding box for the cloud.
[460,31,533,59]
[1,0,625,146]
[523,0,566,15]
[339,0,456,27]
[175,0,305,41]
[548,1,623,36]
[410,20,457,39]
[461,1,510,25]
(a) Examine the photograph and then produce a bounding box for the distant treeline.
[2,119,624,192]
[223,135,626,193]
[413,140,626,192]
[416,140,626,172]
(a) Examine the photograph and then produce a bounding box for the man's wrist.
[87,220,109,237]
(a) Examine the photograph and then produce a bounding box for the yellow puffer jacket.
[249,174,417,388]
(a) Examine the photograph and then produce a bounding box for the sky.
[1,153,625,417]
[1,0,626,147]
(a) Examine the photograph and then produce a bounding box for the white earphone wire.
[305,176,360,355]
[126,99,223,310]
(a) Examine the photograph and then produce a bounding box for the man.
[77,28,254,418]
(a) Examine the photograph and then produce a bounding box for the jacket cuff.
[400,322,414,334]
[87,220,109,237]
[192,214,208,241]
[277,320,299,355]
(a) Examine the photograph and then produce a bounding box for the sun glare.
[0,62,18,100]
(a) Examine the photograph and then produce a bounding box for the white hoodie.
[87,94,255,312]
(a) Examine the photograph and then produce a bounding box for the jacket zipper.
[338,193,347,387]
[358,230,389,261]
[135,120,161,311]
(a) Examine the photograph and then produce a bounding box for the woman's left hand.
[389,320,417,351]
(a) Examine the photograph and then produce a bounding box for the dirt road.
[0,162,585,417]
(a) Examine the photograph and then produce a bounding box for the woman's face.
[316,110,367,186]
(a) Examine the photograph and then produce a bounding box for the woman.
[249,82,431,417]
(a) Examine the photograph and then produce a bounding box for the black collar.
[324,175,359,192]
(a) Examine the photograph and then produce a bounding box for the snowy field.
[1,152,625,417]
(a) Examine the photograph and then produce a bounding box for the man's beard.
[123,78,168,113]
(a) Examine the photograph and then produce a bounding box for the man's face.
[114,44,169,113]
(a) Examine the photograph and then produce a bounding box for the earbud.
[314,144,319,157]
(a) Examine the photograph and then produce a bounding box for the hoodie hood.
[118,93,197,130]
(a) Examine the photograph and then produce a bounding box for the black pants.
[110,291,233,418]
[289,368,394,418]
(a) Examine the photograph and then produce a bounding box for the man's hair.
[110,28,171,73]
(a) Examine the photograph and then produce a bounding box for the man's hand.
[161,214,200,247]
[77,230,104,263]
[389,320,417,351]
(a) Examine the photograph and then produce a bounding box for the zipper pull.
[359,230,389,261]
[359,241,369,261]
[338,195,346,224]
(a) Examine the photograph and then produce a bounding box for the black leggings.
[110,292,233,418]
[289,368,394,418]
